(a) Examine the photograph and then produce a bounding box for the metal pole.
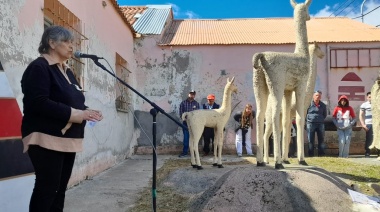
[150,108,158,212]
[361,0,367,23]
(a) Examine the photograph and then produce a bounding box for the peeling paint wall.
[133,35,380,153]
[1,0,137,210]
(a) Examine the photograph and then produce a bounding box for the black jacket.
[21,57,86,139]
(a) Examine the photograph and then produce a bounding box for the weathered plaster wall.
[1,0,137,191]
[59,0,138,185]
[133,36,380,154]
[326,43,380,112]
[0,1,43,210]
[133,36,320,152]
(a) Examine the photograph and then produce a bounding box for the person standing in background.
[288,118,297,158]
[332,95,356,158]
[179,90,200,157]
[306,90,327,157]
[21,26,103,211]
[359,92,374,157]
[234,104,255,157]
[202,94,220,156]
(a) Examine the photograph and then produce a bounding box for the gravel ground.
[163,164,355,212]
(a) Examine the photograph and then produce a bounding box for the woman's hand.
[83,109,103,122]
[362,126,369,132]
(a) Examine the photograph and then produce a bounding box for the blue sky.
[117,0,380,26]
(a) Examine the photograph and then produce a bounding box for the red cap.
[207,94,215,100]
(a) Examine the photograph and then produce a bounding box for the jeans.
[28,145,76,212]
[288,136,297,157]
[235,128,253,155]
[364,124,373,154]
[337,128,353,157]
[203,127,214,153]
[307,123,325,156]
[182,121,189,154]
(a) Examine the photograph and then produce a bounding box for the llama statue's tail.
[181,112,188,121]
[252,53,263,70]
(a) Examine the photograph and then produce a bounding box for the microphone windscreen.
[74,51,81,58]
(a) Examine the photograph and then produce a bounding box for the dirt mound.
[163,165,352,212]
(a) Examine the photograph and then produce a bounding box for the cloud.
[168,3,199,19]
[184,11,199,19]
[169,3,180,17]
[312,0,380,27]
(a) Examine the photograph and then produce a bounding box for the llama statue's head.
[290,0,312,21]
[309,41,325,59]
[227,77,238,94]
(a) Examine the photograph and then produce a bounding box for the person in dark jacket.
[306,90,327,157]
[202,94,220,156]
[178,90,200,157]
[234,104,255,157]
[21,26,103,212]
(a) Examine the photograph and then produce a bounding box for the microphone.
[74,51,103,60]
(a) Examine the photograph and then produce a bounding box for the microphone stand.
[91,59,186,212]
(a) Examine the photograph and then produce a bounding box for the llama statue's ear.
[227,76,235,83]
[305,0,312,7]
[290,0,297,8]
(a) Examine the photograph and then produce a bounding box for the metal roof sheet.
[132,5,172,35]
[120,6,147,26]
[159,17,380,45]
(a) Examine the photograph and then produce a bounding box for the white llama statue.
[370,78,380,160]
[263,42,325,164]
[182,77,238,169]
[252,0,312,169]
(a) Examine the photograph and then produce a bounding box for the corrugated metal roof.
[159,17,380,45]
[132,5,172,35]
[120,6,147,26]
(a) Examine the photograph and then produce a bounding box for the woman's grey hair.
[38,26,74,54]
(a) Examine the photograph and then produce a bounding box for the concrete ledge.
[135,142,367,156]
[135,144,244,155]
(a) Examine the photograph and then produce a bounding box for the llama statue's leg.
[256,114,265,166]
[253,71,268,166]
[217,131,224,168]
[270,93,285,169]
[370,81,380,151]
[282,92,292,164]
[263,107,272,164]
[295,89,308,165]
[188,125,197,168]
[192,126,204,170]
[282,122,292,163]
[212,129,219,166]
[263,119,272,164]
[194,135,203,170]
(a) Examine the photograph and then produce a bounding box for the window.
[115,53,131,112]
[330,48,380,68]
[43,0,87,88]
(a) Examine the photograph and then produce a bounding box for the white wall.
[0,175,34,212]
